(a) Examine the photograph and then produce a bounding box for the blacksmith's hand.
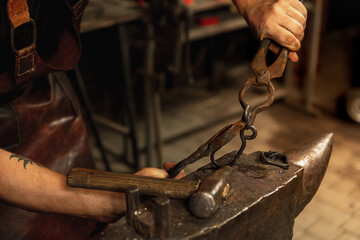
[232,0,307,62]
[134,162,185,179]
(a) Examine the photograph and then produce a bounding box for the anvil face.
[97,133,333,240]
[285,133,334,216]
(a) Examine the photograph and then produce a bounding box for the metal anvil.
[67,133,333,239]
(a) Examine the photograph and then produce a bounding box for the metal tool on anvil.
[166,38,290,178]
[80,133,333,240]
[68,164,235,219]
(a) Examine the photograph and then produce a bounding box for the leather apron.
[0,0,98,239]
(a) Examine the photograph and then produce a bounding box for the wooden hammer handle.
[67,168,200,199]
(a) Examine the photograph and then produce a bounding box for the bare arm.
[0,148,178,223]
[232,0,307,62]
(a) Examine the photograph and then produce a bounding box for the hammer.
[67,166,234,218]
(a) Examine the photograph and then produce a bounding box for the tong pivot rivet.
[258,69,270,81]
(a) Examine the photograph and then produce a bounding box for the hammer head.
[189,166,233,218]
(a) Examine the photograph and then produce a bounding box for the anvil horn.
[284,133,334,216]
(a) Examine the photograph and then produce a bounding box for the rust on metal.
[96,134,333,239]
[167,120,245,178]
[239,38,289,125]
[167,38,290,178]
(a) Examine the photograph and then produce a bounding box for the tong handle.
[251,38,289,80]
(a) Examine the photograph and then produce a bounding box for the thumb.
[163,162,176,171]
[163,162,185,179]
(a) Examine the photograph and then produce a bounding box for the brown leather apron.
[0,0,99,239]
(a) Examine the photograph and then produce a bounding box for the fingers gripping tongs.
[167,39,289,178]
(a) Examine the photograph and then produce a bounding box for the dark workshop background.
[75,1,360,239]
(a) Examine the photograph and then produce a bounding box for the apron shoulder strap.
[7,0,37,78]
[5,0,88,81]
[7,0,30,28]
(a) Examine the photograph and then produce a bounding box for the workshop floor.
[91,27,360,239]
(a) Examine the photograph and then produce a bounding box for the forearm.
[0,148,125,222]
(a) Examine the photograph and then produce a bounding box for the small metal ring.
[10,18,37,55]
[210,152,223,168]
[244,125,257,140]
[238,79,275,125]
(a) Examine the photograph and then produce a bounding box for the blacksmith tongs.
[167,39,289,178]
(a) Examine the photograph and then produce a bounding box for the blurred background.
[73,0,360,239]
